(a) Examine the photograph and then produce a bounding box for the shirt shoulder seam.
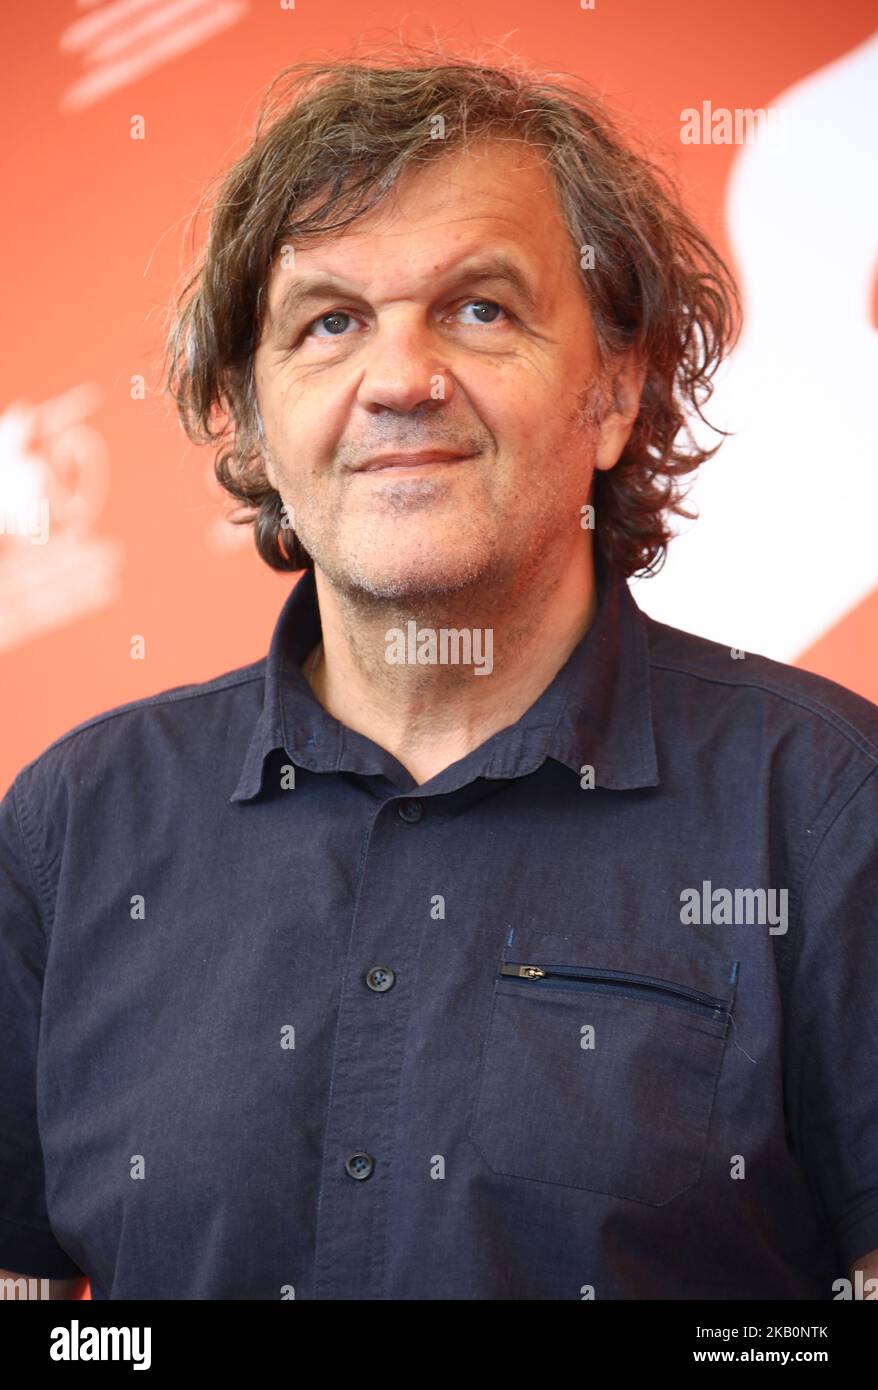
[786,763,878,1141]
[647,656,878,764]
[9,778,50,947]
[794,761,878,907]
[17,663,267,774]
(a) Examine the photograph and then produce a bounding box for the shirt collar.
[230,548,659,802]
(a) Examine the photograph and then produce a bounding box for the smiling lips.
[352,450,474,473]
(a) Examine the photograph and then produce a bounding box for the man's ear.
[594,354,646,472]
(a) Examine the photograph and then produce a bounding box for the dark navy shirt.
[2,553,877,1300]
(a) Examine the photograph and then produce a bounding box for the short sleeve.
[0,774,84,1278]
[785,763,878,1272]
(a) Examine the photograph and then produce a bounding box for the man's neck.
[305,544,600,786]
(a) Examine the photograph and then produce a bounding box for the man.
[1,52,876,1301]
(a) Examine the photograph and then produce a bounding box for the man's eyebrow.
[267,252,540,330]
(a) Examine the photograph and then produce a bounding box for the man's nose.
[354,310,454,413]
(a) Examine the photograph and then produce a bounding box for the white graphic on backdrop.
[60,0,250,112]
[0,386,123,652]
[632,34,878,662]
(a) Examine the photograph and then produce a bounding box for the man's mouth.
[351,450,475,474]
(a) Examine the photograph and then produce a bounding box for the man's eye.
[455,299,508,325]
[306,310,357,339]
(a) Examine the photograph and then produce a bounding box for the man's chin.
[327,549,491,604]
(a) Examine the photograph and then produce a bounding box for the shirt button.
[397,798,423,823]
[365,965,396,992]
[345,1152,375,1180]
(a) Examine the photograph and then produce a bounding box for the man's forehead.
[265,146,568,314]
[280,141,560,257]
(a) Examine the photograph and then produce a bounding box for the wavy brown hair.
[163,41,742,579]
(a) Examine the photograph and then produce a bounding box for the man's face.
[253,138,632,601]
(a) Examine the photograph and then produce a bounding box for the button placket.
[312,798,430,1299]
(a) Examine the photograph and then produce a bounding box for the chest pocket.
[468,930,738,1205]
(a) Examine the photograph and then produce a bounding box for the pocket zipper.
[498,961,731,1020]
